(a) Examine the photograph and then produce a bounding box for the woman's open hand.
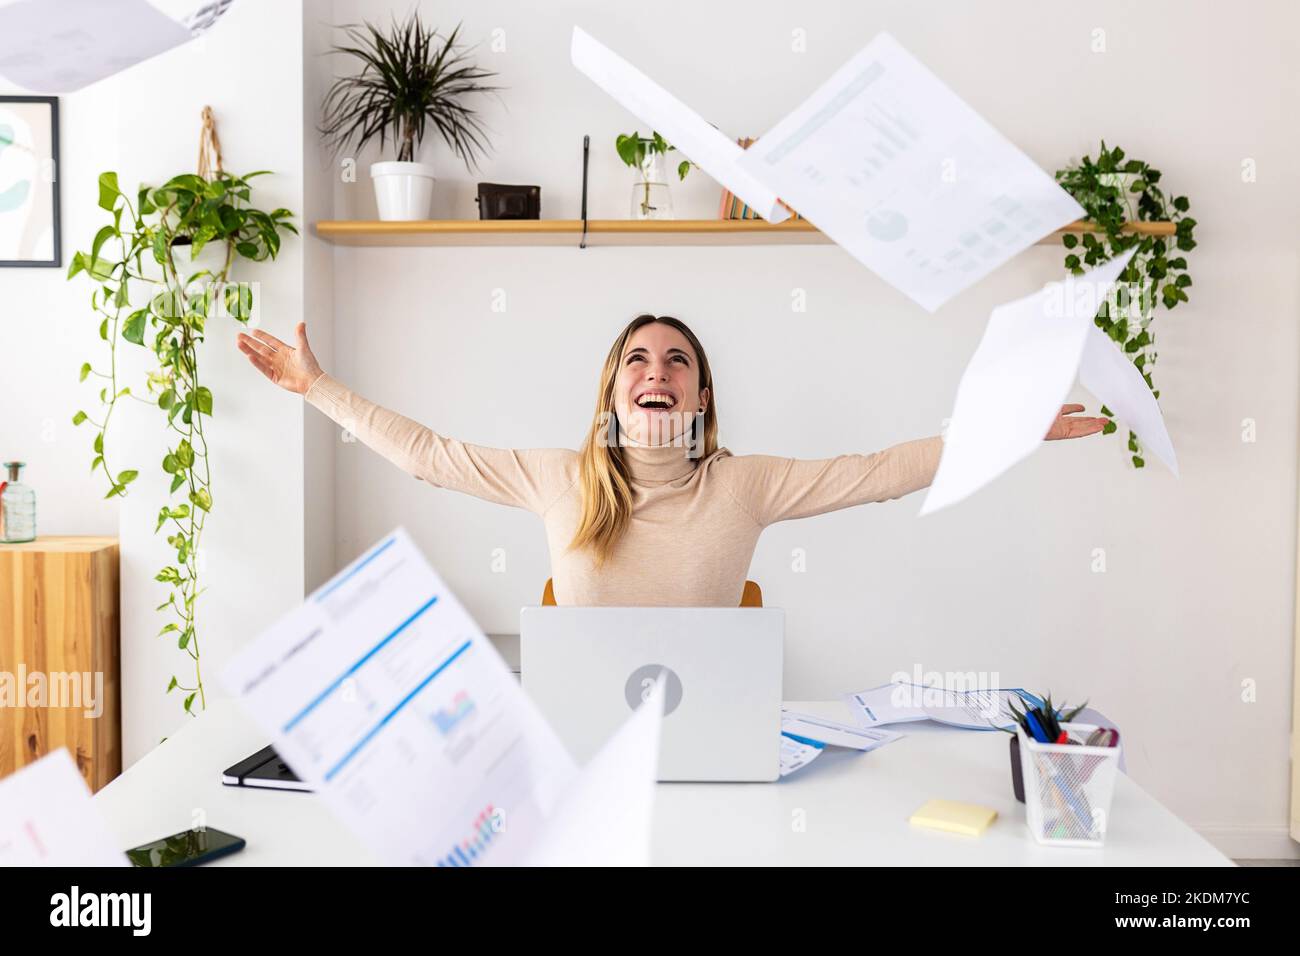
[236,322,323,395]
[1045,403,1110,441]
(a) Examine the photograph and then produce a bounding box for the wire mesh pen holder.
[1017,723,1121,847]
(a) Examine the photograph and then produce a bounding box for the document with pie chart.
[736,32,1085,313]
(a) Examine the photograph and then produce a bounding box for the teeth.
[637,393,674,408]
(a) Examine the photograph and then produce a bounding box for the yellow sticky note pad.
[909,799,998,836]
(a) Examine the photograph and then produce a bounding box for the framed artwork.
[0,95,60,268]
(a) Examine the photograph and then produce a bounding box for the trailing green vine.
[1055,142,1196,467]
[68,170,296,716]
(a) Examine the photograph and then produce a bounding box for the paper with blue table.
[221,528,665,867]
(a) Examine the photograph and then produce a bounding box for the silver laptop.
[520,607,783,782]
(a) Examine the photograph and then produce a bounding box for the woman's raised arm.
[713,406,1109,527]
[236,323,575,514]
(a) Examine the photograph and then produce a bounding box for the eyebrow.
[624,347,691,362]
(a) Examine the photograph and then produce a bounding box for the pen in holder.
[1017,723,1121,847]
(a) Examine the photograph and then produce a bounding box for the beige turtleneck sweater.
[305,374,944,607]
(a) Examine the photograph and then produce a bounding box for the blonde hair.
[566,314,719,568]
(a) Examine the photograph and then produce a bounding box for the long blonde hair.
[566,314,719,568]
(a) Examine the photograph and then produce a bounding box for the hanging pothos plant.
[1055,142,1197,467]
[67,169,297,715]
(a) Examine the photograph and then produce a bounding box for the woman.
[237,314,1107,606]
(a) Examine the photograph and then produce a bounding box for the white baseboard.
[1197,826,1300,861]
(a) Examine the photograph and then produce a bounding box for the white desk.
[94,696,1232,866]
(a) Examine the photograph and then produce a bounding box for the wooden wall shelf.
[313,218,1177,248]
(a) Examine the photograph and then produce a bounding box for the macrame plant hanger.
[196,105,224,180]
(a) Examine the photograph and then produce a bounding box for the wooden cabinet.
[0,536,120,792]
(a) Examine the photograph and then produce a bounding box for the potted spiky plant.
[320,14,502,220]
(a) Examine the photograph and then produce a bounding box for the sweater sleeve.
[304,373,577,515]
[713,435,944,527]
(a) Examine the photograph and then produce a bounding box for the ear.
[698,386,710,411]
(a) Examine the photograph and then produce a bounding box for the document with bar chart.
[221,528,580,867]
[736,32,1084,312]
[223,527,664,867]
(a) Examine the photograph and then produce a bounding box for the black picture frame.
[0,95,61,268]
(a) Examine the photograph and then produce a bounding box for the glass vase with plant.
[616,130,695,220]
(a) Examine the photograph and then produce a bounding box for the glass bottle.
[1,461,36,543]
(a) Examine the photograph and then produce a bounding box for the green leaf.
[1062,234,1078,248]
[104,483,125,499]
[189,487,213,512]
[167,676,178,693]
[72,409,87,425]
[93,432,103,454]
[176,439,194,467]
[170,473,186,494]
[90,455,102,473]
[91,224,116,264]
[158,622,179,636]
[162,453,179,474]
[1102,421,1118,435]
[194,386,213,415]
[117,469,138,485]
[183,692,196,713]
[78,362,92,382]
[158,388,176,411]
[97,171,121,212]
[122,310,147,345]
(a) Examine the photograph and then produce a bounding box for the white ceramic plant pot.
[371,161,436,220]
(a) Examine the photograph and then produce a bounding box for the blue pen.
[1024,711,1051,743]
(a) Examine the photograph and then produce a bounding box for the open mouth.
[634,392,678,411]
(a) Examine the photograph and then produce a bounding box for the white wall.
[321,0,1300,856]
[1,0,311,765]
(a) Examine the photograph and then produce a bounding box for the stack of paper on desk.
[221,528,664,867]
[778,708,904,778]
[845,682,1043,731]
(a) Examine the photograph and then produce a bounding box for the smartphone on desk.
[126,827,246,867]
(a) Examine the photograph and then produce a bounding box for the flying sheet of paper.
[735,32,1084,312]
[570,25,791,224]
[779,734,824,777]
[781,708,904,751]
[222,528,584,867]
[0,0,197,93]
[522,677,664,866]
[920,248,1138,515]
[0,748,127,866]
[1079,322,1179,475]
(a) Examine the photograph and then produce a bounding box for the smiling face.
[613,322,710,446]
